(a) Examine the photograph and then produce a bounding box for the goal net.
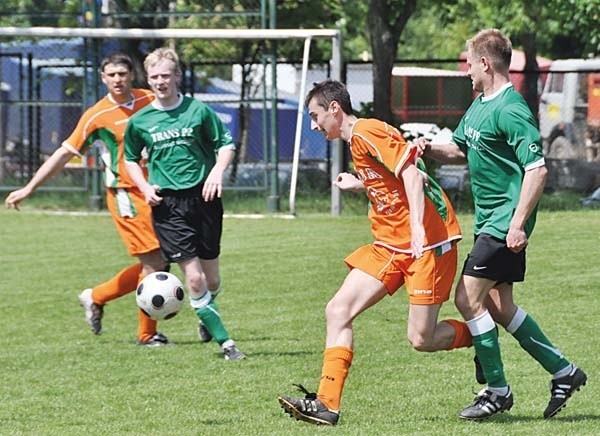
[0,26,342,215]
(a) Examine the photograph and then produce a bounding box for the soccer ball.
[136,272,185,320]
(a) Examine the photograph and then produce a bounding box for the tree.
[367,0,417,123]
[546,0,600,58]
[442,0,599,118]
[0,0,68,29]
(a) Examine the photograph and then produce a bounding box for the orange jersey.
[349,118,461,252]
[62,88,154,189]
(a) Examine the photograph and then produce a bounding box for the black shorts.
[461,233,526,283]
[151,184,223,263]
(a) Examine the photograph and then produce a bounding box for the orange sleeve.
[61,99,107,156]
[353,119,415,177]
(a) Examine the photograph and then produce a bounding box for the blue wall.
[211,102,328,161]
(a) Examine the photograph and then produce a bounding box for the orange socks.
[444,319,473,349]
[317,346,354,411]
[136,271,158,342]
[89,263,159,342]
[91,263,143,305]
[315,324,468,412]
[137,308,158,342]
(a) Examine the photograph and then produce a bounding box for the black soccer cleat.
[278,384,339,426]
[459,387,513,420]
[136,332,170,347]
[222,343,246,361]
[197,321,213,343]
[544,367,587,419]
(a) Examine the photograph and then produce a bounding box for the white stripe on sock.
[506,306,527,334]
[466,310,496,336]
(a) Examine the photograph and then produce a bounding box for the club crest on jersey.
[367,186,401,215]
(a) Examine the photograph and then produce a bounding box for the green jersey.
[125,95,234,191]
[452,83,544,239]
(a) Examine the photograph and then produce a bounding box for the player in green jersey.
[124,47,245,361]
[416,28,586,420]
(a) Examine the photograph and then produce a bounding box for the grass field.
[0,208,598,435]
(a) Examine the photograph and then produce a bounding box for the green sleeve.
[498,103,544,167]
[201,106,234,152]
[124,121,143,163]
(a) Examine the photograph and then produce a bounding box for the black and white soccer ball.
[136,272,185,320]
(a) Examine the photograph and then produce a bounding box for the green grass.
[0,208,598,435]
[0,184,590,214]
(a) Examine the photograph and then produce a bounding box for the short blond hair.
[466,29,512,73]
[144,47,182,75]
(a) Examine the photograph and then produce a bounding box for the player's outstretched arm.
[4,146,75,210]
[413,138,466,164]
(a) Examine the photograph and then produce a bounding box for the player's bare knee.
[205,277,221,292]
[407,332,436,352]
[454,291,472,315]
[186,270,207,294]
[325,299,351,325]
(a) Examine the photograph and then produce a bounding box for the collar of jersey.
[152,93,183,111]
[481,82,513,103]
[107,92,135,107]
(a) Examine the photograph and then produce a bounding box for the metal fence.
[0,38,336,200]
[1,38,599,200]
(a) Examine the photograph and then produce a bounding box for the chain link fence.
[0,37,334,202]
[1,35,599,205]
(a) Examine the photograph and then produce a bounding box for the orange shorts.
[344,243,458,305]
[105,187,160,256]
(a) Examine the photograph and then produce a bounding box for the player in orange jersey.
[277,80,470,425]
[4,53,169,346]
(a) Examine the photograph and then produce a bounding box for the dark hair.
[467,29,512,72]
[305,79,353,114]
[100,53,134,73]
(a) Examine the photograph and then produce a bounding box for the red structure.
[390,66,473,129]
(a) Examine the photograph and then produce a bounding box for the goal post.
[0,26,344,216]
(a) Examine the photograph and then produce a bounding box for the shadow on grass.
[460,412,600,423]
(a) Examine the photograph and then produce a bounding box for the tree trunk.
[368,22,396,123]
[367,0,416,123]
[520,32,540,122]
[113,0,165,86]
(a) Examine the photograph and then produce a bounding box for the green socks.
[467,310,507,388]
[191,293,230,345]
[507,307,570,375]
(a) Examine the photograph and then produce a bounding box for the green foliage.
[538,190,587,211]
[276,0,364,62]
[398,5,469,59]
[0,208,597,434]
[355,101,374,118]
[441,0,599,59]
[546,0,600,57]
[2,1,597,66]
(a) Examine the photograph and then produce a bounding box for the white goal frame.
[0,26,343,216]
